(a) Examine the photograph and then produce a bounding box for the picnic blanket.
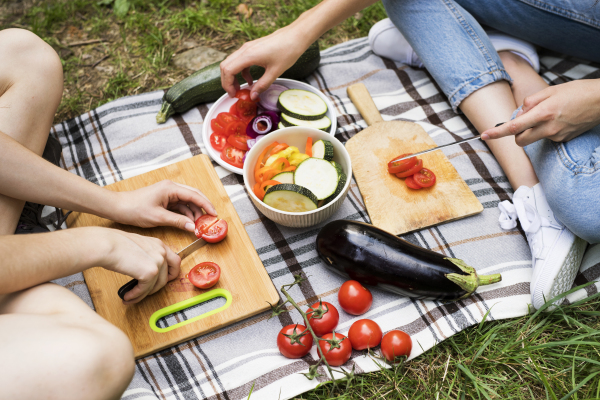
[51,37,600,400]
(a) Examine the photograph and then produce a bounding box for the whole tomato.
[338,280,373,315]
[381,330,412,363]
[318,332,352,367]
[348,319,382,350]
[277,324,313,359]
[306,301,339,337]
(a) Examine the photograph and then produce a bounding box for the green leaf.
[114,0,130,18]
[97,0,114,5]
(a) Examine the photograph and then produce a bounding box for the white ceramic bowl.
[243,127,352,228]
[202,78,338,175]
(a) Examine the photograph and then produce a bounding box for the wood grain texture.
[346,121,483,235]
[67,155,279,359]
[347,83,384,126]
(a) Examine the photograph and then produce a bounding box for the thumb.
[157,209,195,232]
[521,87,552,113]
[250,70,280,101]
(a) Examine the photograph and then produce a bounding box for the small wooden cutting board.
[67,154,279,358]
[346,83,483,235]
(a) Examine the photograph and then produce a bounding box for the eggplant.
[316,220,501,301]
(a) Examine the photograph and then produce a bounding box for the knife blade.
[117,238,207,300]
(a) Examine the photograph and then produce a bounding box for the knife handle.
[347,83,383,126]
[117,279,138,301]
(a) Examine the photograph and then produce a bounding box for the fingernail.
[481,133,489,140]
[250,92,258,101]
[184,222,195,232]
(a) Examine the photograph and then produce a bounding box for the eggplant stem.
[444,258,502,300]
[156,102,173,124]
[479,273,502,285]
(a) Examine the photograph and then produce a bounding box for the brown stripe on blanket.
[325,68,386,92]
[446,148,491,160]
[187,342,225,400]
[312,71,354,129]
[140,357,168,400]
[173,114,202,156]
[418,300,448,340]
[63,280,85,289]
[197,104,210,121]
[87,111,118,182]
[428,230,522,253]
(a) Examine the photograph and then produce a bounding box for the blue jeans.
[381,0,600,243]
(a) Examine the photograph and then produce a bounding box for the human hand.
[220,26,308,101]
[110,180,217,233]
[100,230,181,304]
[481,80,600,147]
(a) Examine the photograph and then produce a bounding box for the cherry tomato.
[405,176,422,190]
[216,112,240,131]
[338,280,373,315]
[221,145,246,168]
[277,324,313,359]
[381,330,412,363]
[388,154,417,174]
[318,332,352,366]
[224,120,246,138]
[395,159,423,178]
[229,102,240,117]
[235,100,258,119]
[227,134,250,151]
[202,219,228,243]
[211,119,225,135]
[306,301,339,337]
[413,168,436,188]
[188,262,221,289]
[348,319,383,350]
[210,132,228,151]
[234,89,253,102]
[194,214,218,238]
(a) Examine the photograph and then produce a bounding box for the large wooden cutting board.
[346,83,483,235]
[67,155,279,359]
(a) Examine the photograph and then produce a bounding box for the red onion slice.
[246,113,280,138]
[259,84,288,111]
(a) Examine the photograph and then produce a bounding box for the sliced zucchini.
[323,171,347,205]
[294,158,339,200]
[330,161,343,176]
[265,171,295,191]
[280,113,332,131]
[312,140,334,161]
[278,122,286,130]
[263,184,318,212]
[277,89,328,120]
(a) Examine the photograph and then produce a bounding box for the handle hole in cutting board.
[156,296,227,329]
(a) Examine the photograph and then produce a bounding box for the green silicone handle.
[149,288,232,333]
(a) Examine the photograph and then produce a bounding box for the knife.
[389,122,505,164]
[117,237,207,300]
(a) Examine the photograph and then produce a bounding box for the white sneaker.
[368,18,540,72]
[498,184,587,310]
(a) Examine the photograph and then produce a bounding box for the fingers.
[170,203,195,221]
[187,202,205,221]
[521,87,553,113]
[156,208,195,232]
[171,182,217,216]
[165,246,181,281]
[241,67,253,87]
[481,109,546,141]
[221,51,254,98]
[249,69,280,101]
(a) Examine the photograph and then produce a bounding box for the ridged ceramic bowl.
[243,127,352,228]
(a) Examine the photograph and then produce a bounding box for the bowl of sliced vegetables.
[243,127,351,228]
[202,78,337,175]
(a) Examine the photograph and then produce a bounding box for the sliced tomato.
[210,132,228,151]
[235,100,258,120]
[395,159,423,178]
[388,154,417,174]
[216,112,240,128]
[188,262,221,289]
[229,102,240,117]
[413,168,436,188]
[221,145,246,168]
[194,214,218,238]
[211,119,226,135]
[227,134,250,151]
[202,219,228,243]
[224,120,246,137]
[235,89,253,102]
[405,175,422,190]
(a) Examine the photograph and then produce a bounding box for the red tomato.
[235,100,258,119]
[202,219,228,243]
[395,159,423,178]
[381,330,412,363]
[229,102,240,117]
[210,132,228,151]
[211,119,225,134]
[234,89,253,102]
[388,154,417,174]
[338,280,373,315]
[348,319,383,350]
[405,176,422,190]
[224,120,246,137]
[318,333,352,366]
[306,301,339,337]
[277,324,313,359]
[188,262,221,289]
[227,134,250,151]
[413,168,436,188]
[216,112,240,131]
[194,214,218,238]
[221,145,246,168]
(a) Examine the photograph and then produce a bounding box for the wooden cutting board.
[345,83,483,235]
[67,154,279,359]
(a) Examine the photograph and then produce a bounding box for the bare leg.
[0,29,64,235]
[0,284,135,400]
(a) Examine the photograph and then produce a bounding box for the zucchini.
[278,122,286,130]
[277,89,328,120]
[294,158,339,200]
[264,184,318,212]
[280,113,332,131]
[323,171,346,205]
[330,161,343,176]
[311,140,334,161]
[265,171,295,190]
[156,41,321,124]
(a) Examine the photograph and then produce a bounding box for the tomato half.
[405,176,422,190]
[338,280,373,315]
[306,301,339,337]
[202,219,228,243]
[229,102,240,117]
[224,120,246,138]
[234,89,253,102]
[188,262,221,289]
[221,145,246,168]
[210,132,228,151]
[388,154,417,174]
[227,134,250,151]
[216,112,240,129]
[235,100,258,119]
[395,159,423,178]
[211,119,225,135]
[381,330,412,363]
[194,214,218,238]
[277,324,313,359]
[348,319,383,350]
[318,333,352,366]
[413,168,436,188]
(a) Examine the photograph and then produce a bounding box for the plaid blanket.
[51,37,600,400]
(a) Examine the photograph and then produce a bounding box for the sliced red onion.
[247,138,257,149]
[246,113,279,138]
[259,84,288,111]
